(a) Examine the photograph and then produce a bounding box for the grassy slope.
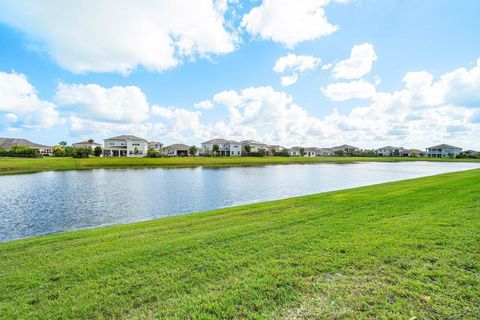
[0,170,479,319]
[0,156,479,175]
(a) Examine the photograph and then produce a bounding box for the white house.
[377,146,404,157]
[289,147,302,156]
[426,144,462,158]
[103,135,148,157]
[0,137,53,155]
[201,138,242,156]
[72,140,102,150]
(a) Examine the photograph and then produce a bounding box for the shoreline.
[1,156,479,176]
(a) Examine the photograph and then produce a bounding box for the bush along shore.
[0,169,479,318]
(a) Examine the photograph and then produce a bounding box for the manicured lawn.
[0,169,479,319]
[0,155,479,175]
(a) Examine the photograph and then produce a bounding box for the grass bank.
[1,169,479,318]
[0,155,479,175]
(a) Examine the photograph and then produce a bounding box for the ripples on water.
[0,161,478,241]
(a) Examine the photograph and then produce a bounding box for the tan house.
[72,140,102,150]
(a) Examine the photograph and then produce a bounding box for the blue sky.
[0,0,479,149]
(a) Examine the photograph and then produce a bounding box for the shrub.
[0,145,41,158]
[53,146,66,157]
[72,146,92,158]
[94,146,103,157]
[147,147,161,158]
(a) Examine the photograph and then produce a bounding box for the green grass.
[0,155,479,175]
[1,169,479,319]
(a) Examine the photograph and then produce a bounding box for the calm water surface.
[1,161,479,241]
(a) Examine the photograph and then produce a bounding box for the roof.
[331,144,359,151]
[167,143,190,150]
[377,146,404,150]
[73,140,101,146]
[0,138,51,149]
[427,144,462,149]
[105,135,147,141]
[202,138,241,144]
[402,149,423,153]
[148,141,163,145]
[241,140,266,145]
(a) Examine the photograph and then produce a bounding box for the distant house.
[377,146,404,157]
[426,144,462,158]
[201,138,242,156]
[462,150,479,158]
[0,137,53,155]
[330,144,359,154]
[267,145,285,154]
[163,143,190,156]
[241,140,270,155]
[103,135,148,157]
[148,141,163,152]
[72,140,101,150]
[400,149,424,157]
[288,147,302,156]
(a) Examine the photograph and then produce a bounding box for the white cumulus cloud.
[333,43,377,79]
[273,54,321,86]
[242,0,345,48]
[321,79,376,101]
[0,71,61,129]
[194,100,214,110]
[55,83,150,123]
[0,0,236,74]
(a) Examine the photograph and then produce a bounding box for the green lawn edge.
[1,169,479,319]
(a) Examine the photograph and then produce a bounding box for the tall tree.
[244,144,251,156]
[59,141,67,147]
[189,145,198,156]
[212,144,220,156]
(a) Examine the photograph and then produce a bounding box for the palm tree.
[59,141,67,147]
[189,145,198,157]
[88,139,94,144]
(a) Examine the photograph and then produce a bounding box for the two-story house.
[426,144,462,158]
[377,146,404,157]
[103,135,148,157]
[201,138,242,156]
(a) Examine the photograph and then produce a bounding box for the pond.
[0,161,479,241]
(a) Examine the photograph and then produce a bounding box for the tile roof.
[0,138,51,149]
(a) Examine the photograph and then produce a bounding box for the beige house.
[72,140,102,150]
[103,135,148,157]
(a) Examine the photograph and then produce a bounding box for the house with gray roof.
[426,144,462,158]
[72,140,102,150]
[377,146,404,157]
[103,135,148,157]
[201,138,241,156]
[0,137,53,155]
[163,143,191,157]
[330,144,359,154]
